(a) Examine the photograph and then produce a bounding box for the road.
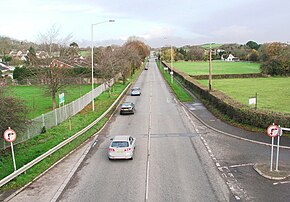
[58,58,229,202]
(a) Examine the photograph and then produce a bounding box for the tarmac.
[1,88,290,201]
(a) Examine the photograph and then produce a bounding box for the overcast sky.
[1,0,289,48]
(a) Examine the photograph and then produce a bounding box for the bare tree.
[38,24,73,57]
[96,47,119,97]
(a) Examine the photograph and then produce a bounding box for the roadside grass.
[157,61,193,102]
[173,60,260,75]
[9,85,94,119]
[198,77,290,114]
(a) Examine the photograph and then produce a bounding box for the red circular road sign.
[3,129,17,142]
[266,124,280,137]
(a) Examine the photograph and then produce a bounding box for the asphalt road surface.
[58,58,230,202]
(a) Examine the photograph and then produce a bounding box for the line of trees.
[159,41,290,76]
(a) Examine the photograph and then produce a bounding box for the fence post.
[27,127,30,139]
[42,114,45,128]
[55,108,58,126]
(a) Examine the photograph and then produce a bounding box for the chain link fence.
[1,79,114,150]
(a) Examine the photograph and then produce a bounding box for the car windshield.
[111,141,129,148]
[122,103,132,107]
[132,88,140,91]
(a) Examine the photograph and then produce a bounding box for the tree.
[27,46,39,65]
[246,41,260,50]
[247,49,259,61]
[187,46,204,61]
[113,46,141,84]
[259,42,290,75]
[124,37,150,61]
[0,87,28,136]
[38,24,73,57]
[96,47,118,97]
[66,42,79,58]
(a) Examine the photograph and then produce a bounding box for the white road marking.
[273,181,290,185]
[228,163,254,168]
[181,105,249,200]
[145,83,153,201]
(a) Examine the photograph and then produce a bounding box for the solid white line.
[273,181,290,185]
[228,163,254,168]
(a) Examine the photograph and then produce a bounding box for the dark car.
[131,87,141,96]
[120,102,135,115]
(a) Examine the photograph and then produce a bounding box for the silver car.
[120,102,135,115]
[108,136,136,160]
[131,87,141,96]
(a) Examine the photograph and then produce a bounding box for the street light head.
[109,20,115,22]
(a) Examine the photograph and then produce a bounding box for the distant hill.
[0,36,39,54]
[200,43,222,49]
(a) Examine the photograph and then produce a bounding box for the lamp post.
[208,43,212,91]
[91,20,115,111]
[170,44,173,83]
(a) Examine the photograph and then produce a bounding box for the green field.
[200,43,222,49]
[79,50,90,57]
[173,61,261,75]
[198,77,290,114]
[8,85,93,119]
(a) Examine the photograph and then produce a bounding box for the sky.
[0,0,289,48]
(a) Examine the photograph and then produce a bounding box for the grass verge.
[157,60,193,102]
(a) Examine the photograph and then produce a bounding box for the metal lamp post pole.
[209,43,212,90]
[170,44,173,83]
[91,20,115,111]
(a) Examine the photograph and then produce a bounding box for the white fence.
[1,79,114,150]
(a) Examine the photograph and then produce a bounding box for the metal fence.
[1,79,114,150]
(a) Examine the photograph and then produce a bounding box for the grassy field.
[198,77,290,114]
[8,85,94,119]
[173,60,261,75]
[79,50,90,57]
[200,43,222,49]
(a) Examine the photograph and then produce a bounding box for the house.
[9,50,28,61]
[0,63,13,79]
[50,59,74,68]
[36,51,50,59]
[221,54,240,62]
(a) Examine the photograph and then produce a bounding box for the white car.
[131,87,141,96]
[108,136,136,160]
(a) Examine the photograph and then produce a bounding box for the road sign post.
[266,124,280,172]
[275,125,282,171]
[3,127,17,171]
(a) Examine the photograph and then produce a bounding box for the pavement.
[1,67,290,201]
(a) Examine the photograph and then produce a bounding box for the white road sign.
[249,97,256,105]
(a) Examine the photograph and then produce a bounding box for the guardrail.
[0,82,132,188]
